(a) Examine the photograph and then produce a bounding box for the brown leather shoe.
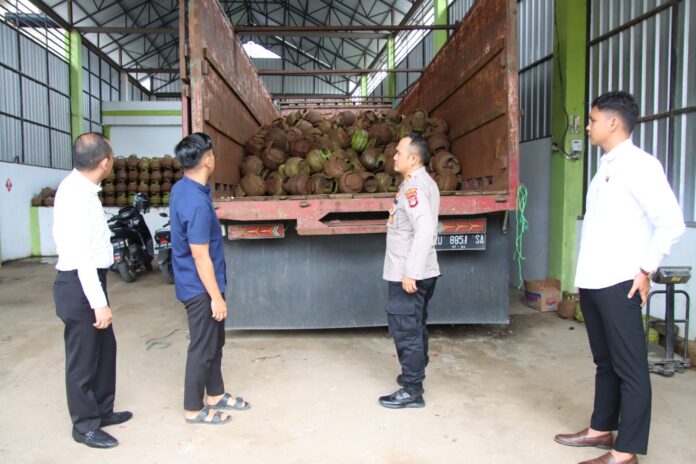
[554,428,614,449]
[578,452,638,464]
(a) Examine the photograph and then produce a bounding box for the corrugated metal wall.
[253,57,284,95]
[0,17,71,169]
[371,0,553,143]
[365,0,437,100]
[252,54,351,96]
[518,0,554,142]
[449,0,476,22]
[82,44,122,133]
[152,76,182,96]
[588,0,695,222]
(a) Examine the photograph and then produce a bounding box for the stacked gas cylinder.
[30,187,57,207]
[101,155,184,206]
[236,108,462,197]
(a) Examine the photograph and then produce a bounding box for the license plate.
[435,233,486,251]
[155,242,171,250]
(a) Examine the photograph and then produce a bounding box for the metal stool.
[645,266,691,376]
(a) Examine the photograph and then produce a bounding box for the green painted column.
[387,36,396,98]
[433,0,448,54]
[549,0,587,291]
[68,30,84,140]
[30,207,41,257]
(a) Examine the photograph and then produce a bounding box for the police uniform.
[383,166,440,394]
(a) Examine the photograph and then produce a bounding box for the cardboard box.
[524,278,562,312]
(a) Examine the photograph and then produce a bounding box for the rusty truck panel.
[180,0,279,193]
[178,0,517,328]
[398,0,519,199]
[181,0,519,234]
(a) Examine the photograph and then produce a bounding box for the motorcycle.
[108,193,154,283]
[154,212,173,284]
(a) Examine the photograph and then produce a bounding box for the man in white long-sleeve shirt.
[53,133,132,449]
[555,92,685,464]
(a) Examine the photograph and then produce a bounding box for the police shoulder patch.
[405,188,418,208]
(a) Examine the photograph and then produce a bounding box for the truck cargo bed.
[180,0,519,328]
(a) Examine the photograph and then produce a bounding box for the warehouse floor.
[0,260,694,464]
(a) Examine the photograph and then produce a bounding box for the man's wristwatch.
[640,268,654,279]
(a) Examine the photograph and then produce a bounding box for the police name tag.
[435,233,486,251]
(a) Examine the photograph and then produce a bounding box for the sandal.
[207,392,251,411]
[185,406,231,425]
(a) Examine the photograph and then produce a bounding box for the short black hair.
[73,133,113,170]
[407,132,429,166]
[175,132,213,169]
[591,91,640,133]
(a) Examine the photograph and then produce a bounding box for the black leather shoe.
[72,428,118,449]
[396,375,425,393]
[379,388,425,409]
[101,411,133,427]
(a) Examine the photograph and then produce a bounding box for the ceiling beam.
[259,68,424,76]
[122,67,178,73]
[76,26,178,34]
[21,0,71,29]
[237,31,388,39]
[234,25,456,33]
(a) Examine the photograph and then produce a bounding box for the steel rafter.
[38,0,439,98]
[99,11,178,58]
[243,3,372,69]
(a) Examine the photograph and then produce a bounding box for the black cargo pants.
[386,277,437,395]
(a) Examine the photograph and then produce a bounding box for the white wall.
[30,206,171,259]
[0,160,171,263]
[109,126,182,158]
[0,162,70,262]
[102,101,182,158]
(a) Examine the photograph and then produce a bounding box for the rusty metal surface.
[215,195,514,236]
[181,0,279,194]
[279,106,391,116]
[183,0,519,229]
[398,0,519,205]
[274,94,388,100]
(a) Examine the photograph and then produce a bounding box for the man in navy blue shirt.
[170,132,250,425]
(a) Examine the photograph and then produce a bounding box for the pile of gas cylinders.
[236,108,462,197]
[101,155,184,206]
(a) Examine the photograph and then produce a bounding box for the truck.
[179,0,519,329]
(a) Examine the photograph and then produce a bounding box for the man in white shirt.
[53,133,132,449]
[554,92,685,464]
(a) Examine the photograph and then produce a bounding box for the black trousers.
[580,281,651,455]
[53,269,116,433]
[183,292,226,411]
[386,277,437,394]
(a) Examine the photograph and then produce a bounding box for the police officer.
[380,133,440,409]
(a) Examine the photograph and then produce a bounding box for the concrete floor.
[0,260,694,464]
